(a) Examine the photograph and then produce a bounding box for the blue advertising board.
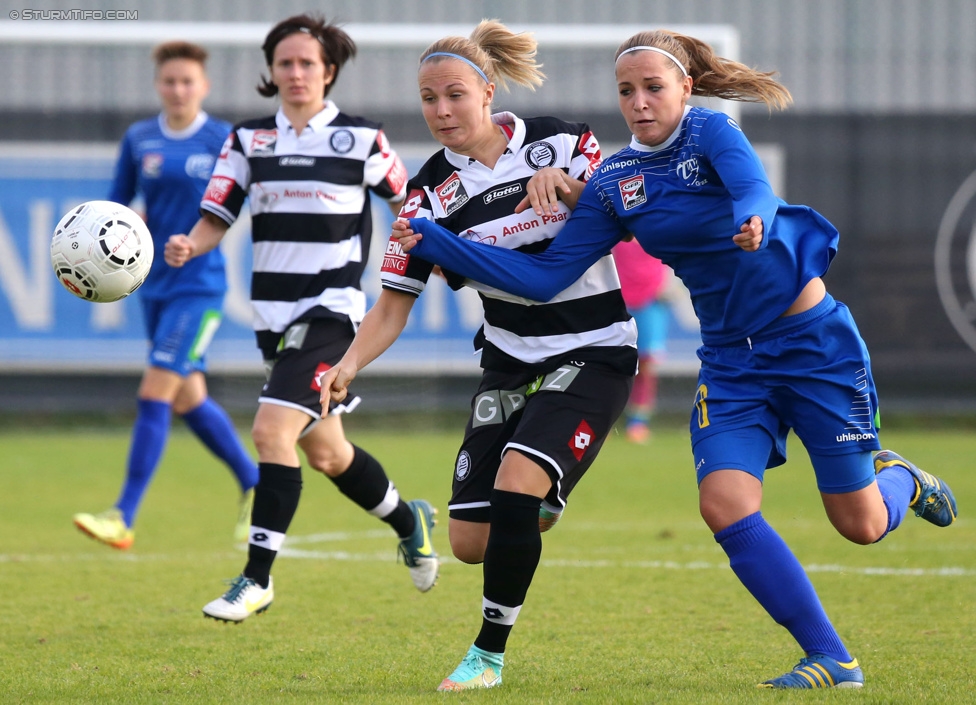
[0,143,702,375]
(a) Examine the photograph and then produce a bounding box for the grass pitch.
[1,423,973,703]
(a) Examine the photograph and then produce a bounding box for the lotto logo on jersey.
[399,189,426,218]
[381,236,409,274]
[569,419,595,461]
[435,173,469,215]
[619,175,647,210]
[249,129,277,156]
[311,362,332,392]
[204,176,235,205]
[578,130,602,178]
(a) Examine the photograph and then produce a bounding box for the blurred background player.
[164,14,438,623]
[323,21,635,691]
[611,238,672,443]
[73,41,258,551]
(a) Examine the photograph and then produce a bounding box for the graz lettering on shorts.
[472,386,527,428]
[836,432,877,443]
[281,323,309,351]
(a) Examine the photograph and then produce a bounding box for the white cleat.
[202,575,273,623]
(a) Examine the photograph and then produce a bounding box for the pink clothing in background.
[611,238,669,310]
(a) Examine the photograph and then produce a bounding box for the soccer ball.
[51,200,154,303]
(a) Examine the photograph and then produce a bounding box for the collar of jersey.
[443,110,525,170]
[157,111,208,141]
[275,100,339,133]
[628,104,691,154]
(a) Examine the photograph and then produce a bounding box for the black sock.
[474,489,542,654]
[243,463,302,588]
[330,445,414,538]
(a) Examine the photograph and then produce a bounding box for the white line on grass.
[3,529,973,577]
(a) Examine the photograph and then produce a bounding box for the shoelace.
[222,576,251,603]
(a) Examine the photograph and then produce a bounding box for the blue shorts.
[629,300,669,357]
[140,295,224,376]
[690,295,881,494]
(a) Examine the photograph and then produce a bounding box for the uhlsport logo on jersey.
[435,172,469,216]
[525,140,557,170]
[249,129,277,156]
[381,236,409,275]
[568,419,594,461]
[935,169,976,355]
[619,175,647,210]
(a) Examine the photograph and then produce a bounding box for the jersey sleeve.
[364,129,409,202]
[107,131,137,206]
[407,181,624,302]
[570,124,603,183]
[379,185,436,296]
[702,114,778,247]
[199,128,250,226]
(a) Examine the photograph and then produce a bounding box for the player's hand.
[733,216,764,252]
[164,234,195,267]
[392,218,422,253]
[515,167,573,216]
[318,362,356,413]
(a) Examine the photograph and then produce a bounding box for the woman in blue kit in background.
[73,41,258,550]
[392,28,958,689]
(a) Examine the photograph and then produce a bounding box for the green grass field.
[1,423,974,703]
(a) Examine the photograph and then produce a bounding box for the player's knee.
[450,534,485,564]
[250,419,289,459]
[304,443,350,478]
[832,515,887,545]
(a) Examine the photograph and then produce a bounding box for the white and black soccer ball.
[51,200,154,303]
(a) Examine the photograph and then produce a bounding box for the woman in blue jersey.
[393,29,959,689]
[164,14,438,624]
[320,21,635,691]
[73,41,258,551]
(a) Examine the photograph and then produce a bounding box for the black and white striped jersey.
[381,112,637,374]
[201,101,408,357]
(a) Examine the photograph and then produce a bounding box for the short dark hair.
[152,40,208,69]
[257,13,356,99]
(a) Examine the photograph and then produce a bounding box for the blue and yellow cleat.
[437,644,504,691]
[759,654,864,689]
[874,450,958,527]
[398,499,439,592]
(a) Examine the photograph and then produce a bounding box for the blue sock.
[874,464,916,540]
[181,397,259,492]
[115,399,172,527]
[715,512,852,662]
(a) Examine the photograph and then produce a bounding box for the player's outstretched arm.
[320,289,416,411]
[164,212,228,267]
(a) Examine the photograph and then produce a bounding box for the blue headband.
[422,51,489,84]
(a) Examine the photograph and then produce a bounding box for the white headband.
[615,45,688,77]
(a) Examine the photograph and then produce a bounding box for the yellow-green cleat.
[72,508,134,550]
[398,499,439,592]
[874,450,958,527]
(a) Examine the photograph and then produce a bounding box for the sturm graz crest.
[935,170,976,354]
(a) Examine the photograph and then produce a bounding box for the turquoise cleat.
[437,644,504,691]
[398,499,439,592]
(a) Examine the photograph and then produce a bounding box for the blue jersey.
[109,112,231,301]
[407,106,840,346]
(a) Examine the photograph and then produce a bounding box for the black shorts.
[450,361,632,523]
[259,318,361,419]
